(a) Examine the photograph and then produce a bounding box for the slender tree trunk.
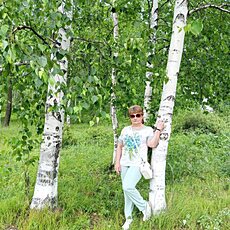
[144,0,158,122]
[149,0,188,214]
[3,78,12,127]
[66,100,71,126]
[30,2,71,209]
[111,7,119,164]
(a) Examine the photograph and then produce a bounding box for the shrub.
[172,109,226,134]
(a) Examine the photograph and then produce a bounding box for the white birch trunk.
[30,2,71,209]
[149,0,188,214]
[111,8,119,164]
[144,0,158,122]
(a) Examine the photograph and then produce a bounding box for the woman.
[115,105,164,230]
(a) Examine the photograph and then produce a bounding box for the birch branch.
[12,25,50,45]
[189,3,230,15]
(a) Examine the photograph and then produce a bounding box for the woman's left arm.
[147,120,164,148]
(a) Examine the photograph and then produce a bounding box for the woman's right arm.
[115,142,123,175]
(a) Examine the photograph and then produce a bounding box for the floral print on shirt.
[124,133,141,159]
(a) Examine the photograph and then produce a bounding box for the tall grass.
[0,110,229,230]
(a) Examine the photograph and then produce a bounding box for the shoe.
[122,218,133,230]
[142,202,151,221]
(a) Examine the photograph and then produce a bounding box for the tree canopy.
[0,0,229,126]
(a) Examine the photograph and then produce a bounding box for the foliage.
[172,108,227,134]
[1,0,229,126]
[166,108,230,181]
[179,0,230,108]
[0,0,229,227]
[0,109,229,229]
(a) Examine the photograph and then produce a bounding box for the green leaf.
[89,120,95,126]
[0,25,9,37]
[48,77,56,86]
[82,102,90,109]
[92,95,98,103]
[6,48,16,63]
[56,52,64,60]
[0,40,8,50]
[38,44,47,52]
[38,56,47,67]
[190,20,203,36]
[38,68,44,78]
[35,77,43,88]
[184,24,191,33]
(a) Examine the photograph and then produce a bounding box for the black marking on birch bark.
[163,95,175,101]
[37,171,53,186]
[31,197,42,207]
[56,112,62,122]
[53,99,58,106]
[53,142,61,179]
[160,133,169,140]
[45,102,51,113]
[175,13,185,23]
[179,0,187,8]
[52,111,62,122]
[154,186,165,190]
[161,105,172,109]
[56,126,59,131]
[51,197,57,208]
[60,58,67,66]
[55,40,62,47]
[41,196,53,207]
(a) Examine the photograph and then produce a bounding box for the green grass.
[0,111,229,230]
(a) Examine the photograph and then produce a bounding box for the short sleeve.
[146,127,154,141]
[118,127,126,144]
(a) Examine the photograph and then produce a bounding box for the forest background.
[0,0,229,229]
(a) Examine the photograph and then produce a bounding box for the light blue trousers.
[121,166,147,219]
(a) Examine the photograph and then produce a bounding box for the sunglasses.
[129,114,142,118]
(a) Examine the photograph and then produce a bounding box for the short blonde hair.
[128,105,143,115]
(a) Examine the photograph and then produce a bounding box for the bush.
[172,109,226,134]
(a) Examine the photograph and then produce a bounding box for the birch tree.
[30,1,71,209]
[149,0,188,214]
[111,6,119,164]
[144,0,158,122]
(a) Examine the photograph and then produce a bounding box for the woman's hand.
[115,161,121,175]
[156,120,165,131]
[115,143,122,175]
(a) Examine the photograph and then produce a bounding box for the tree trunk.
[111,7,119,164]
[30,2,71,209]
[144,0,158,122]
[149,0,188,214]
[3,78,12,127]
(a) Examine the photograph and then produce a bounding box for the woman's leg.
[121,166,146,219]
[121,166,134,219]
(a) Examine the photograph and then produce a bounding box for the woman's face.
[129,113,143,126]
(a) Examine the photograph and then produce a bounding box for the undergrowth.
[0,109,229,230]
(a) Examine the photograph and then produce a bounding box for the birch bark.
[30,2,71,209]
[149,0,188,214]
[111,7,119,164]
[144,0,158,122]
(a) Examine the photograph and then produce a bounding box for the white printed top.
[118,125,154,166]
